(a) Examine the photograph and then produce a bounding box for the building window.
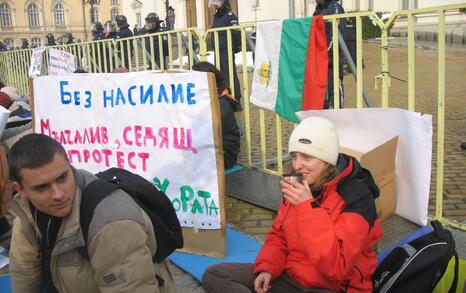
[402,0,409,10]
[53,3,65,26]
[31,37,41,47]
[111,0,118,5]
[111,8,118,21]
[28,3,40,27]
[3,38,14,49]
[90,7,98,23]
[136,12,141,27]
[0,3,12,28]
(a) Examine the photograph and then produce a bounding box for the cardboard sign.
[48,48,76,75]
[33,72,225,231]
[33,71,227,256]
[28,47,46,77]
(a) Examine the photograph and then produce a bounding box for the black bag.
[372,220,459,293]
[80,168,183,263]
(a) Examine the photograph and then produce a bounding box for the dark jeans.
[202,263,337,293]
[0,216,10,237]
[325,66,344,109]
[217,49,242,111]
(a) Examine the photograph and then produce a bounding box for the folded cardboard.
[340,136,398,222]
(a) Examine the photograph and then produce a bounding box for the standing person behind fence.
[92,22,105,41]
[167,7,176,30]
[45,33,56,46]
[314,0,346,109]
[203,117,383,293]
[90,22,107,72]
[8,134,176,293]
[115,15,134,69]
[62,32,75,45]
[140,12,168,70]
[192,61,240,169]
[102,20,118,72]
[209,0,242,112]
[21,39,29,49]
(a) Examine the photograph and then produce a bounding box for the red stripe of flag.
[302,16,328,110]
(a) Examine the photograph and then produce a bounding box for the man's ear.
[12,181,27,199]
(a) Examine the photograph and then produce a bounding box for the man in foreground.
[8,134,175,293]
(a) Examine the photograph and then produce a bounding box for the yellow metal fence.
[0,4,465,230]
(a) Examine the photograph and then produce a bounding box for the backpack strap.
[431,220,444,237]
[448,250,459,293]
[431,220,459,293]
[79,179,119,259]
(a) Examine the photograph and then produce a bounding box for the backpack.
[80,167,183,263]
[372,220,459,293]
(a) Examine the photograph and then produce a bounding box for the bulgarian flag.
[250,16,328,123]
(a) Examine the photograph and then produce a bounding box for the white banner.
[48,48,76,75]
[296,108,433,226]
[33,72,222,229]
[0,106,10,138]
[28,47,46,77]
[250,21,282,111]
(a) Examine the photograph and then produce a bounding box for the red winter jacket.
[254,155,383,292]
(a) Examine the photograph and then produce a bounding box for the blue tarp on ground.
[169,226,261,282]
[0,275,11,293]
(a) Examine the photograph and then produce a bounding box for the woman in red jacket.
[202,116,383,293]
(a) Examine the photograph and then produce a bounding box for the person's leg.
[218,49,242,111]
[0,216,10,238]
[339,78,344,108]
[325,67,334,109]
[271,273,337,293]
[218,48,229,81]
[202,263,255,293]
[230,51,242,97]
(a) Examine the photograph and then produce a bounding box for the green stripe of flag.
[275,17,312,123]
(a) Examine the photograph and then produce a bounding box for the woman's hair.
[192,61,229,95]
[310,163,338,191]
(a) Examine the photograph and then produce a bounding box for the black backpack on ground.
[80,167,183,263]
[372,220,459,293]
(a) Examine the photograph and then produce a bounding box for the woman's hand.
[254,271,272,293]
[281,178,312,205]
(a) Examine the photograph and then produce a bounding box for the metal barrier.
[377,3,466,231]
[0,4,465,230]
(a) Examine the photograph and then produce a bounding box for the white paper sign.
[33,72,222,229]
[0,106,11,138]
[48,48,76,75]
[296,108,433,226]
[28,47,46,77]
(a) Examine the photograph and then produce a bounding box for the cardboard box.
[340,136,398,222]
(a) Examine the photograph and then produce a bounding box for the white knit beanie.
[0,87,21,102]
[288,117,339,166]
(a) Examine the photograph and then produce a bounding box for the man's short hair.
[9,134,68,183]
